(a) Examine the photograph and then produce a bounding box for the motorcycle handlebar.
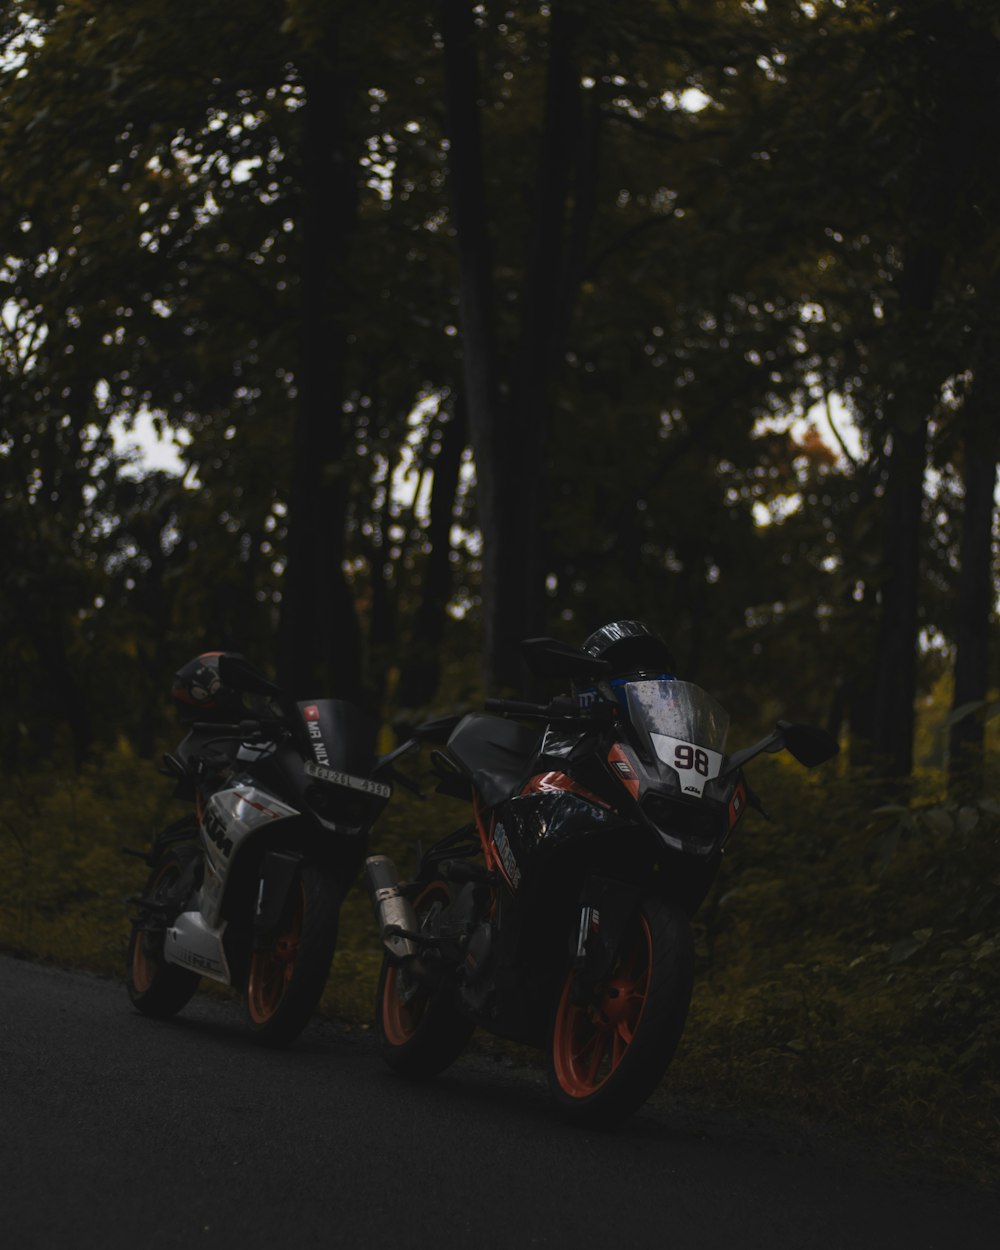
[190,718,284,740]
[484,696,595,722]
[484,698,550,717]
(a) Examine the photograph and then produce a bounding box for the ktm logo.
[203,806,234,857]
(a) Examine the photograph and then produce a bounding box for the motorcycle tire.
[245,863,339,1047]
[547,895,693,1127]
[127,847,202,1019]
[375,880,474,1078]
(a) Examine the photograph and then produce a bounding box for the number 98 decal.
[674,743,710,776]
[649,732,724,797]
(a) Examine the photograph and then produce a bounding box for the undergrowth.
[672,756,1000,1184]
[1,742,997,1184]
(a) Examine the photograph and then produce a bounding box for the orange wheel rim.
[131,860,176,993]
[248,883,304,1024]
[381,881,446,1046]
[381,963,428,1045]
[131,927,156,993]
[552,913,652,1098]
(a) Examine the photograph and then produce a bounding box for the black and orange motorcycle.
[366,621,838,1124]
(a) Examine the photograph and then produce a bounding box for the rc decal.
[492,823,522,889]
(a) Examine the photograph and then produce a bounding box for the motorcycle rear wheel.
[548,896,693,1126]
[127,848,201,1019]
[375,880,474,1077]
[245,863,339,1047]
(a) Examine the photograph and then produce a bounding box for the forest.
[2,0,999,1173]
[1,0,998,776]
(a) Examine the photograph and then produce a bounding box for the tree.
[440,0,603,690]
[4,0,1000,776]
[274,14,366,702]
[947,303,1000,795]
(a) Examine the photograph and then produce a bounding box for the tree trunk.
[440,1,590,691]
[869,240,939,779]
[871,420,927,777]
[277,27,364,705]
[396,398,468,709]
[28,607,92,768]
[499,1,587,688]
[871,2,980,779]
[948,371,999,797]
[439,0,505,687]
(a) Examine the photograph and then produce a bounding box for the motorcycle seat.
[447,713,541,808]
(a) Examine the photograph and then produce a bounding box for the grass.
[1,742,997,1186]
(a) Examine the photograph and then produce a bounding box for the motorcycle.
[365,632,838,1124]
[126,651,397,1046]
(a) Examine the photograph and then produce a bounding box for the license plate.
[303,761,391,800]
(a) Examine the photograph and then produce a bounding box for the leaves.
[2,0,999,766]
[888,929,933,965]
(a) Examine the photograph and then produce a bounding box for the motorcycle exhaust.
[364,855,419,961]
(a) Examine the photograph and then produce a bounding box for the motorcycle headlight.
[642,792,726,856]
[306,784,371,831]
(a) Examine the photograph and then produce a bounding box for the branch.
[823,390,860,470]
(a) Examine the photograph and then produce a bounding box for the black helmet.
[581,620,676,679]
[172,651,247,721]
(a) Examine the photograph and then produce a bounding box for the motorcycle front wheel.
[375,880,474,1077]
[127,847,201,1019]
[547,895,693,1127]
[245,863,339,1047]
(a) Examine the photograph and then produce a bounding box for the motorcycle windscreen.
[623,680,730,799]
[296,699,378,775]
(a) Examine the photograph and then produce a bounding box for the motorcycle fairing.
[539,724,598,763]
[201,782,299,880]
[296,699,379,775]
[608,680,736,857]
[484,789,628,892]
[521,770,610,808]
[162,778,325,984]
[447,714,541,808]
[613,746,732,857]
[164,910,231,983]
[607,744,640,800]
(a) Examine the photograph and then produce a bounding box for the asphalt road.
[1,953,996,1250]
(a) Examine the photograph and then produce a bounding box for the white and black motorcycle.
[126,652,395,1046]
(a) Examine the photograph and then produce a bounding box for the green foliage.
[0,745,176,968]
[3,0,999,765]
[670,755,1000,1180]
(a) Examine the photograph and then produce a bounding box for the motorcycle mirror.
[520,637,612,681]
[776,721,840,767]
[376,737,420,770]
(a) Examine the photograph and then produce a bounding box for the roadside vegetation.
[2,730,996,1185]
